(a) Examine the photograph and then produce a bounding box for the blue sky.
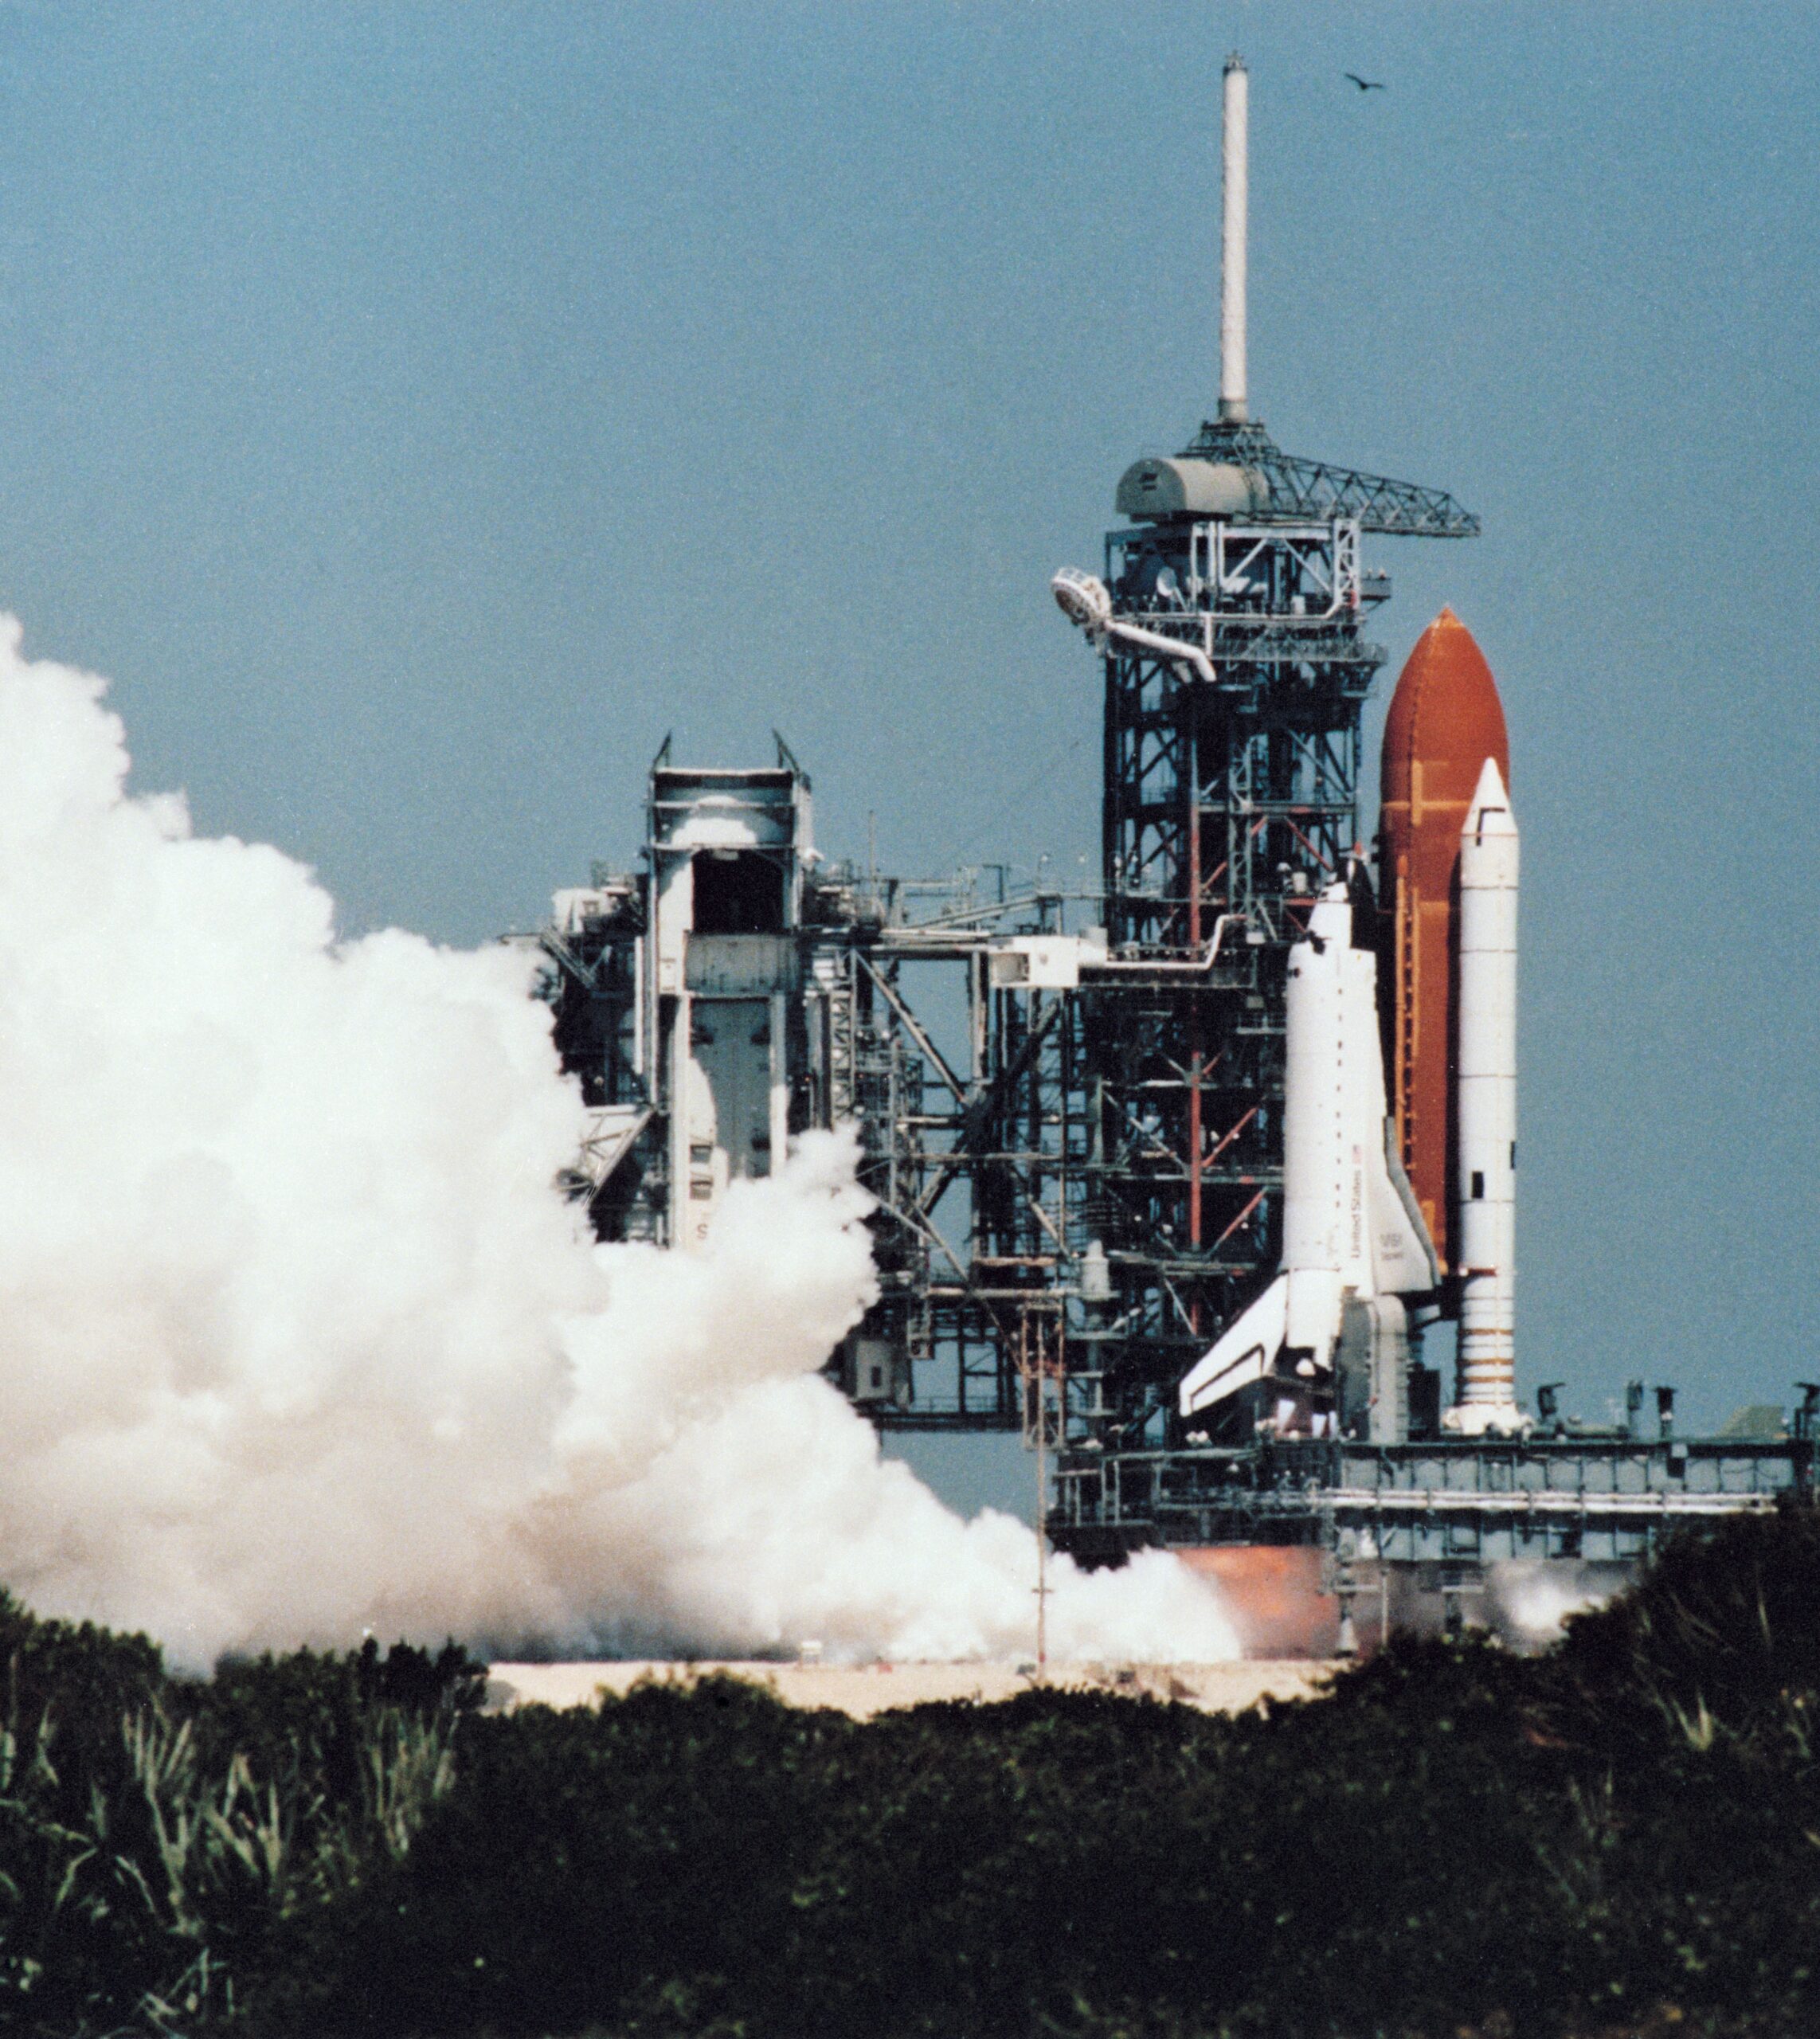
[0,2,1812,1482]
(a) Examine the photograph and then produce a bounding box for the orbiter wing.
[1179,1273,1289,1419]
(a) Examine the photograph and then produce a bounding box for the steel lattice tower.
[1051,393,1478,1513]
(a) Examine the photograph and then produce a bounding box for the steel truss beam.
[1180,417,1481,538]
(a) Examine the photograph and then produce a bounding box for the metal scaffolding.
[526,417,1809,1593]
[529,413,1476,1442]
[1081,422,1395,1466]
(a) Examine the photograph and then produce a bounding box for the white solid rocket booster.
[1444,757,1523,1434]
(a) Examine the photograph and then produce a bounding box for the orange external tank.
[1376,609,1509,1276]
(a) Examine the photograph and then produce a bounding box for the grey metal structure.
[528,420,1813,1612]
[534,738,1105,1427]
[1054,1430,1814,1568]
[526,42,1807,1620]
[1076,409,1461,1466]
[1171,417,1478,538]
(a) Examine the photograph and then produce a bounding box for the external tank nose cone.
[1380,608,1509,811]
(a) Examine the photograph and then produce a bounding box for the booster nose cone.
[1464,755,1517,842]
[1375,609,1510,1275]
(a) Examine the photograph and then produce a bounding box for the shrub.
[10,1508,1820,2036]
[0,1602,481,2036]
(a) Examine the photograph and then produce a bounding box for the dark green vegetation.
[6,1510,1820,2037]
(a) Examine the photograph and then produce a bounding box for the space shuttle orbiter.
[1178,872,1438,1439]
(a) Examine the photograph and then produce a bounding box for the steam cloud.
[0,620,1239,1668]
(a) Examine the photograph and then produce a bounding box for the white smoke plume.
[0,618,1239,1669]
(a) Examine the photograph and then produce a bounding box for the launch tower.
[1050,53,1474,1463]
[531,55,1814,1650]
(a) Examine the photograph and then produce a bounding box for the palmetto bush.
[0,1603,477,2036]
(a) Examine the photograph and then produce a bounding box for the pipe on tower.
[1219,54,1249,424]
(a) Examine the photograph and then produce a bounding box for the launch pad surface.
[484,1658,1334,1721]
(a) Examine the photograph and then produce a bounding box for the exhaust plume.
[0,619,1239,1668]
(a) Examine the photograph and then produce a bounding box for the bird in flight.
[1344,72,1388,92]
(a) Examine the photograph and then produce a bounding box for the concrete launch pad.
[485,1659,1334,1721]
